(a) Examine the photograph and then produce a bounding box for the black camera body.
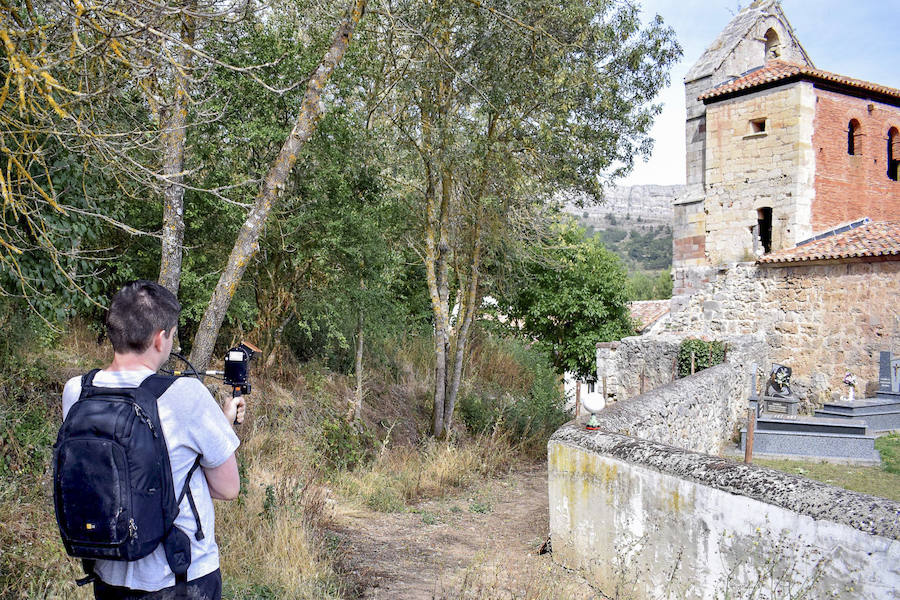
[223,342,259,395]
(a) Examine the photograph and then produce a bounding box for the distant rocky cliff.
[563,184,684,228]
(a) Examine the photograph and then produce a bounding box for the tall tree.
[0,0,273,311]
[500,222,634,378]
[188,0,368,371]
[364,0,680,436]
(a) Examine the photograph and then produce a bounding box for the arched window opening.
[764,29,781,61]
[847,120,861,155]
[889,128,900,181]
[757,207,773,254]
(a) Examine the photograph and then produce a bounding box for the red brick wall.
[812,89,900,231]
[673,234,705,264]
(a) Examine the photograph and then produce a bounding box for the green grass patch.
[468,500,492,514]
[756,437,900,502]
[875,433,900,474]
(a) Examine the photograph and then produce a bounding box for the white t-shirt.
[62,368,240,591]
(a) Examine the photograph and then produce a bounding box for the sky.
[621,0,900,186]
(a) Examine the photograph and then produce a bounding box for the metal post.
[744,407,756,463]
[575,381,581,417]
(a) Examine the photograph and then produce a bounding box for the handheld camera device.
[223,342,259,395]
[168,341,261,425]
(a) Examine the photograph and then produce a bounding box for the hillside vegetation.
[0,319,567,598]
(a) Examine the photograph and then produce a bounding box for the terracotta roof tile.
[699,60,900,102]
[629,300,670,332]
[758,220,900,265]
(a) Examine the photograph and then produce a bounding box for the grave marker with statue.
[742,352,900,463]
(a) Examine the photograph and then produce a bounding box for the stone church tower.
[673,0,900,297]
[674,1,812,295]
[683,0,812,187]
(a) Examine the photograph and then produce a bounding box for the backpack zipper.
[132,403,158,438]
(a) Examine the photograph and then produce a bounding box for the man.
[62,280,243,599]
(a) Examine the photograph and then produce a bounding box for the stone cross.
[893,358,900,393]
[880,351,895,393]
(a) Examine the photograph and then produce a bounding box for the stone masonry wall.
[703,82,816,264]
[586,363,745,455]
[812,88,900,230]
[666,260,900,405]
[596,333,766,420]
[672,184,705,273]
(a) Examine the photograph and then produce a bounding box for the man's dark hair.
[106,280,181,353]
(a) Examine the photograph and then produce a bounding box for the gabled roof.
[758,220,900,265]
[685,0,811,83]
[629,300,670,333]
[700,60,900,103]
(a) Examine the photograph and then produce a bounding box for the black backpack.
[53,370,203,599]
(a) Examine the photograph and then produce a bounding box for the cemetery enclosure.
[548,359,900,599]
[548,427,900,600]
[666,260,900,404]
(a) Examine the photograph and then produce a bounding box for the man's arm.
[203,454,240,500]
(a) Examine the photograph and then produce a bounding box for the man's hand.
[223,394,246,425]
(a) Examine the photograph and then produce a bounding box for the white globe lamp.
[582,387,604,430]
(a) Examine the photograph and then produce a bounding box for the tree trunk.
[445,217,482,432]
[443,114,494,432]
[355,311,363,421]
[423,149,448,437]
[354,292,364,422]
[431,169,453,437]
[188,0,367,371]
[157,8,194,296]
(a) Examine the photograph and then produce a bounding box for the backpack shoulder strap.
[141,374,206,540]
[177,456,205,541]
[138,373,178,399]
[78,369,101,399]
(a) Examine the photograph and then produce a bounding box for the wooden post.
[575,381,581,417]
[602,375,608,404]
[744,407,756,464]
[690,351,696,375]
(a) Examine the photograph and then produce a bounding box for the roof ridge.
[700,60,900,102]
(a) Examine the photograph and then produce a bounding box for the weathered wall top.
[550,424,900,541]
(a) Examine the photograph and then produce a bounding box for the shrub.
[317,413,376,472]
[459,334,568,458]
[677,338,726,378]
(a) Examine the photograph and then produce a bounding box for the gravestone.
[878,351,900,399]
[761,363,799,415]
[893,357,900,393]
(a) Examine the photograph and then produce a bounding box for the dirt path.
[332,464,600,600]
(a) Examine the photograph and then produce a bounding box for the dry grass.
[0,327,348,599]
[333,432,518,512]
[433,551,599,600]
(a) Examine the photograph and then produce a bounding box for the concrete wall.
[548,426,900,600]
[665,260,900,406]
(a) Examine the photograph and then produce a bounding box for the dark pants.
[92,569,221,600]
